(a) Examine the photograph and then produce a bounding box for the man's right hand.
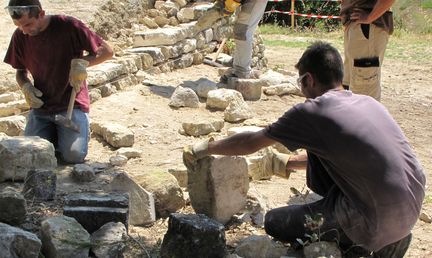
[21,82,43,108]
[183,138,214,169]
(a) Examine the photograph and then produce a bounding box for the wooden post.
[291,0,295,29]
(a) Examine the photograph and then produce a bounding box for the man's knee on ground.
[233,23,249,41]
[60,149,86,164]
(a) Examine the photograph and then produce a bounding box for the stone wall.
[0,0,268,134]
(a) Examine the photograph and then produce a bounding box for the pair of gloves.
[183,138,292,179]
[21,59,89,108]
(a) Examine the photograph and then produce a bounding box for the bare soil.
[0,1,431,257]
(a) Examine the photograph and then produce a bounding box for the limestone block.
[154,16,170,27]
[116,147,143,159]
[72,164,96,183]
[169,16,179,26]
[0,99,28,117]
[0,222,41,258]
[224,98,253,123]
[110,172,156,225]
[0,92,21,104]
[0,115,26,136]
[192,52,204,65]
[195,32,206,49]
[100,83,117,97]
[173,54,194,69]
[172,0,187,8]
[109,155,128,166]
[169,86,199,108]
[113,76,136,91]
[206,88,243,110]
[182,38,197,53]
[176,7,193,23]
[134,170,184,218]
[22,170,57,201]
[89,88,102,103]
[259,69,288,86]
[204,28,214,43]
[235,235,287,258]
[182,119,224,136]
[63,193,129,233]
[91,122,135,148]
[114,55,141,73]
[264,83,303,97]
[134,25,193,47]
[0,188,27,225]
[228,78,264,101]
[88,62,128,85]
[127,47,166,64]
[160,213,227,258]
[91,222,128,258]
[155,0,180,13]
[0,136,56,182]
[41,216,90,258]
[195,79,218,98]
[303,241,342,258]
[187,156,249,224]
[141,16,159,29]
[139,53,154,70]
[168,167,188,188]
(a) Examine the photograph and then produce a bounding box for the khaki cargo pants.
[343,23,390,101]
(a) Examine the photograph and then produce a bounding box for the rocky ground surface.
[0,0,431,257]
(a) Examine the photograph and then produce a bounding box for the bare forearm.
[208,130,276,156]
[286,152,308,170]
[15,70,31,87]
[369,0,395,22]
[83,41,114,67]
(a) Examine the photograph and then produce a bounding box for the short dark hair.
[7,0,42,19]
[295,41,344,89]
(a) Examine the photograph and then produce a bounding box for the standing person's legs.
[56,109,90,164]
[343,23,389,101]
[232,0,268,77]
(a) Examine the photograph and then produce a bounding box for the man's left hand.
[69,58,89,92]
[183,138,213,169]
[350,8,371,24]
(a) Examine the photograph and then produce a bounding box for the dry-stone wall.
[0,0,267,135]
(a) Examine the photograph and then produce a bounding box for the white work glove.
[21,82,43,108]
[183,137,214,169]
[272,151,291,179]
[69,58,89,92]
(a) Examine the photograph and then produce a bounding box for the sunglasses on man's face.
[4,5,40,17]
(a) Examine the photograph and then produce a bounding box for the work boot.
[372,233,412,258]
[220,71,242,84]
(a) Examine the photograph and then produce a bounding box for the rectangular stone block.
[187,156,249,224]
[63,193,129,233]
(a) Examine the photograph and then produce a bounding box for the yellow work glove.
[272,151,291,179]
[183,137,214,170]
[69,58,89,93]
[222,0,241,16]
[21,82,43,108]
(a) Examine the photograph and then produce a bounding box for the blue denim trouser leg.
[25,109,90,164]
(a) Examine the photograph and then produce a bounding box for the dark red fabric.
[4,15,104,113]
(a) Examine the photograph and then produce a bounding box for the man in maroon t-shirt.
[4,0,113,163]
[183,42,425,256]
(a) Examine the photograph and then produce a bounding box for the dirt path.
[0,1,431,257]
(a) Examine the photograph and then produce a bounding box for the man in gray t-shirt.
[183,42,425,256]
